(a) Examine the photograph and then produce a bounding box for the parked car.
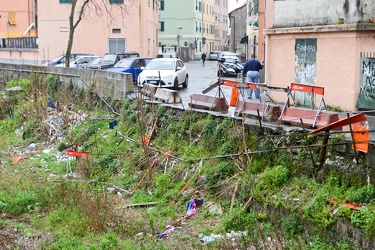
[218,51,240,60]
[107,57,153,82]
[137,58,188,89]
[44,53,94,66]
[218,56,243,77]
[208,51,222,61]
[86,52,140,70]
[55,55,100,68]
[79,57,102,69]
[156,53,176,58]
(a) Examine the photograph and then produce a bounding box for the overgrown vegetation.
[0,75,374,249]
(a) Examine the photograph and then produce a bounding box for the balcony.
[0,37,38,50]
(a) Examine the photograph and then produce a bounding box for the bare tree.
[65,0,133,67]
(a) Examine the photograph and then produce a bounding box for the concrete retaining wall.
[0,63,134,100]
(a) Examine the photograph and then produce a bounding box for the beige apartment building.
[0,0,159,65]
[202,0,228,53]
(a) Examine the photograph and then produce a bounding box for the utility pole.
[177,26,182,58]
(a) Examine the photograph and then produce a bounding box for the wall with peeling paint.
[273,0,375,28]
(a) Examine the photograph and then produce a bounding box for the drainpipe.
[229,14,235,52]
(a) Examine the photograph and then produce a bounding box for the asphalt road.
[172,59,240,115]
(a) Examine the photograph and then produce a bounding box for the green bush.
[348,185,375,204]
[282,216,304,239]
[222,207,256,231]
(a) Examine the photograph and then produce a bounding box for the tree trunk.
[65,0,77,67]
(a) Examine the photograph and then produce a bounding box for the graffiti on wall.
[294,38,317,106]
[357,57,375,109]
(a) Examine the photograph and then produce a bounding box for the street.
[170,59,240,115]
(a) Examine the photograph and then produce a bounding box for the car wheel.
[182,75,188,88]
[173,78,179,90]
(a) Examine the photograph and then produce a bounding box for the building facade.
[228,4,247,60]
[264,0,375,111]
[159,0,228,61]
[212,0,229,52]
[159,0,203,61]
[202,0,215,55]
[0,0,159,65]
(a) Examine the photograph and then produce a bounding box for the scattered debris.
[327,198,362,211]
[141,117,158,146]
[185,198,204,218]
[200,235,216,244]
[27,143,38,150]
[12,156,25,163]
[123,201,159,209]
[109,119,118,129]
[208,203,223,215]
[65,149,91,175]
[226,230,247,239]
[47,97,56,109]
[130,159,158,194]
[157,225,175,239]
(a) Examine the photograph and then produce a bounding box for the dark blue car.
[107,57,153,82]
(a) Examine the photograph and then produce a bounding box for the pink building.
[263,0,375,111]
[0,0,159,65]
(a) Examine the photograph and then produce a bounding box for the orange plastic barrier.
[352,123,369,153]
[310,113,367,134]
[279,83,337,128]
[66,150,91,157]
[229,87,238,107]
[220,79,267,89]
[290,82,324,95]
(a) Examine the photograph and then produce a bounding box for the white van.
[156,53,176,58]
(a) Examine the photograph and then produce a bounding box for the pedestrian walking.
[242,54,263,99]
[201,53,207,67]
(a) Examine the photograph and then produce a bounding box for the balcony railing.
[0,37,38,49]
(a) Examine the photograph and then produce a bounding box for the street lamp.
[177,26,182,58]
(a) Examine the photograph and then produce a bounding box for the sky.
[228,0,247,12]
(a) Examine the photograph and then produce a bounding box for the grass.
[0,77,374,249]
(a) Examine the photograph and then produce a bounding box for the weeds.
[1,74,374,249]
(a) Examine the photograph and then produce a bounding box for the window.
[59,0,72,3]
[160,21,164,32]
[109,38,125,53]
[160,0,164,10]
[8,12,16,25]
[109,0,124,4]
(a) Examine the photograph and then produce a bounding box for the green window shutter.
[248,2,252,16]
[59,0,72,3]
[254,0,259,15]
[109,0,124,4]
[160,0,164,10]
[160,21,164,32]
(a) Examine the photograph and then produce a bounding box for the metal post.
[177,26,182,58]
